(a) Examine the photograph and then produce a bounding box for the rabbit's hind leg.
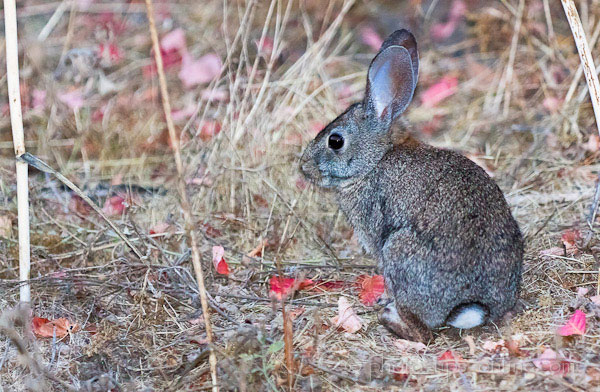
[378,301,433,343]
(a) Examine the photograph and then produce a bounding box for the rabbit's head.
[300,30,419,188]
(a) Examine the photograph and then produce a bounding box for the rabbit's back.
[337,142,523,327]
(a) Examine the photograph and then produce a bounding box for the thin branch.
[4,0,31,303]
[143,0,219,389]
[18,152,145,261]
[561,0,600,295]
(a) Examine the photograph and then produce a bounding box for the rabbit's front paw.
[378,302,433,343]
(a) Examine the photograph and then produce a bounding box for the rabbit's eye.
[328,133,344,150]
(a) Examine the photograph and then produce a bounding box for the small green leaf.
[267,340,284,354]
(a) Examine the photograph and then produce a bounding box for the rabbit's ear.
[379,29,418,85]
[364,30,418,123]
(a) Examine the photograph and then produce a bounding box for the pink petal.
[212,245,225,269]
[149,222,170,235]
[331,297,362,333]
[533,348,558,371]
[539,247,564,257]
[57,89,85,110]
[543,96,563,113]
[430,22,457,42]
[420,76,458,108]
[430,0,466,42]
[577,287,589,297]
[482,339,505,352]
[77,0,94,11]
[102,195,126,216]
[212,245,230,275]
[255,36,275,57]
[171,104,197,122]
[393,339,426,353]
[449,0,467,19]
[558,310,586,336]
[360,26,383,51]
[32,89,46,110]
[201,88,229,102]
[179,53,222,89]
[98,42,123,64]
[199,120,222,141]
[585,134,600,152]
[161,28,187,52]
[533,348,569,376]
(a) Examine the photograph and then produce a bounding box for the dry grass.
[2,0,600,390]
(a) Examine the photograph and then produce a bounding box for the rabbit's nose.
[299,159,314,178]
[300,161,309,175]
[299,153,309,172]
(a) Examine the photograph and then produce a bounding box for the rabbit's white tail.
[447,303,487,329]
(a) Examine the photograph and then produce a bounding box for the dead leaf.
[539,247,564,257]
[437,350,465,371]
[202,223,222,238]
[393,339,426,353]
[391,365,409,382]
[558,310,586,336]
[505,337,527,357]
[463,335,476,355]
[533,348,569,376]
[199,120,222,141]
[149,222,171,235]
[356,275,385,306]
[577,287,589,297]
[482,339,505,353]
[212,245,230,275]
[247,239,268,258]
[331,297,363,333]
[269,276,314,301]
[310,280,347,292]
[102,195,126,216]
[288,306,305,321]
[561,229,581,255]
[32,317,78,338]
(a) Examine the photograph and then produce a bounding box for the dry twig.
[144,0,219,389]
[561,0,600,294]
[4,0,31,303]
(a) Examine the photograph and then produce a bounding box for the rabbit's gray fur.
[300,29,523,339]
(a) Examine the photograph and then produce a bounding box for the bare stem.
[144,0,219,389]
[561,0,600,295]
[4,0,31,303]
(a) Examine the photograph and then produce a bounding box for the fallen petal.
[558,309,586,336]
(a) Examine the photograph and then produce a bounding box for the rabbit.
[299,29,523,342]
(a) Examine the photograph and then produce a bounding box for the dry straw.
[3,0,31,303]
[561,0,600,294]
[144,0,219,389]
